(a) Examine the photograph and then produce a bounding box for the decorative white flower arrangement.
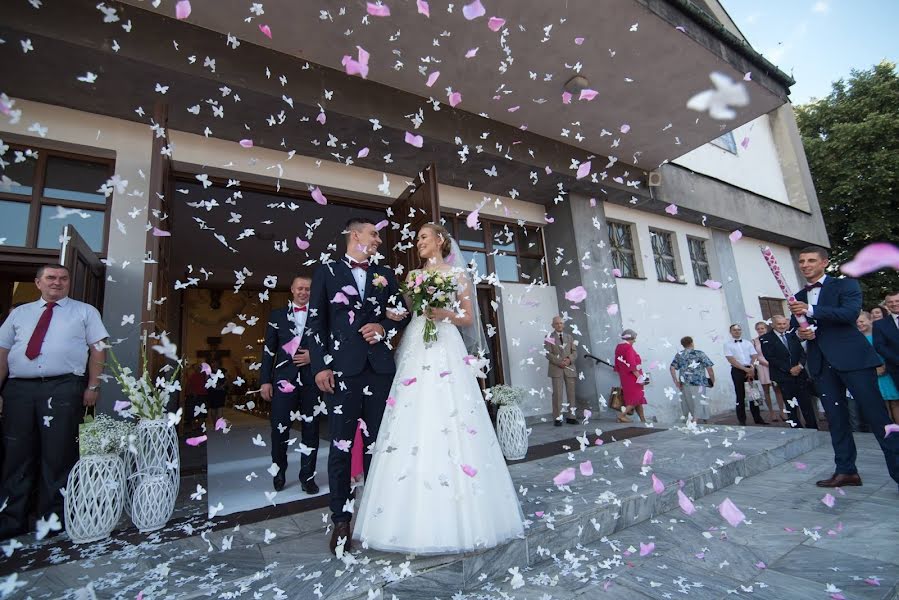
[486,384,525,407]
[79,414,135,456]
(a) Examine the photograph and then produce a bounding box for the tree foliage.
[795,61,899,305]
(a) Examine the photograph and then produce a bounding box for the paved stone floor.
[2,423,896,599]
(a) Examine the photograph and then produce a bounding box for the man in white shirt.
[0,264,109,540]
[723,323,766,426]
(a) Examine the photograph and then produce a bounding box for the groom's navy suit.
[792,276,899,485]
[307,258,409,523]
[260,304,320,484]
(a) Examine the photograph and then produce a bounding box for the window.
[441,213,547,283]
[649,228,679,282]
[710,131,737,154]
[607,221,639,278]
[759,297,787,321]
[687,236,712,284]
[0,145,113,253]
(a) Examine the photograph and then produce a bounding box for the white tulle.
[353,314,525,554]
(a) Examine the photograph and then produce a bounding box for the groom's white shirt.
[345,254,367,301]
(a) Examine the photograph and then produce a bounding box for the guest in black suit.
[759,315,817,429]
[789,247,899,490]
[307,217,410,555]
[872,291,899,424]
[260,274,321,494]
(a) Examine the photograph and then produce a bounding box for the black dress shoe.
[553,418,563,427]
[330,521,352,555]
[565,417,578,425]
[273,472,286,491]
[301,478,320,495]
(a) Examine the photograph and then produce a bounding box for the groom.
[307,217,410,555]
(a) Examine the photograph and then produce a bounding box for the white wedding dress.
[353,309,525,554]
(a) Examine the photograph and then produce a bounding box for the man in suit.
[872,290,899,423]
[307,217,410,555]
[545,316,580,425]
[759,315,817,429]
[789,247,899,489]
[260,274,320,495]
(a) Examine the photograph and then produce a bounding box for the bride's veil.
[446,237,490,357]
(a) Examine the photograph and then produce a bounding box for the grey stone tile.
[770,545,899,600]
[462,538,528,587]
[611,555,744,600]
[725,569,843,600]
[805,504,899,565]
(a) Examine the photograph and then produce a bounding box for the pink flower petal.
[612,268,622,278]
[677,489,696,515]
[703,279,723,290]
[386,395,396,407]
[295,237,310,250]
[886,423,899,437]
[579,89,598,101]
[200,362,212,375]
[487,16,505,31]
[729,230,743,243]
[311,187,327,205]
[466,209,480,230]
[426,71,440,87]
[553,467,576,486]
[113,400,131,412]
[215,417,228,431]
[576,161,591,180]
[186,435,207,446]
[258,24,272,39]
[462,0,486,20]
[743,72,752,81]
[840,242,899,277]
[277,380,295,393]
[461,464,478,477]
[755,561,766,569]
[348,310,355,325]
[562,91,572,104]
[239,139,253,148]
[651,474,665,494]
[718,497,746,527]
[665,203,678,215]
[606,303,619,315]
[564,286,587,304]
[404,132,424,148]
[465,47,479,58]
[439,370,451,377]
[448,91,462,107]
[741,136,750,149]
[342,285,359,296]
[331,292,349,305]
[401,377,417,386]
[579,461,593,476]
[620,124,631,134]
[535,511,544,518]
[583,409,592,420]
[639,542,655,556]
[417,0,430,17]
[594,438,604,446]
[334,439,352,452]
[794,461,808,469]
[152,227,171,237]
[544,214,554,223]
[574,37,585,45]
[175,0,191,20]
[316,111,327,124]
[342,46,370,79]
[282,335,301,357]
[642,450,653,465]
[357,147,369,158]
[366,2,390,17]
[821,493,835,508]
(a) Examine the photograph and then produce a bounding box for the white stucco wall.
[495,282,560,419]
[730,237,801,328]
[673,114,790,205]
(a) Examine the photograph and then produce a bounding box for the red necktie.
[293,305,307,312]
[349,260,369,271]
[25,301,57,360]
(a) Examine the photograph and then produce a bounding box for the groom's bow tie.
[803,281,822,292]
[348,260,370,271]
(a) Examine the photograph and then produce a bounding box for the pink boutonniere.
[372,274,388,288]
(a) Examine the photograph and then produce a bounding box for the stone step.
[319,425,828,599]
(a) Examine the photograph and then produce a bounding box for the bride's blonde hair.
[419,223,453,262]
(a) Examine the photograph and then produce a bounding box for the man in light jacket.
[545,316,580,425]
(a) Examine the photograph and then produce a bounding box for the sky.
[719,0,899,105]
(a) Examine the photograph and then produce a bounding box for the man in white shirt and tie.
[260,274,320,494]
[723,323,766,426]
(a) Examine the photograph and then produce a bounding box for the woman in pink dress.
[613,329,647,424]
[752,321,785,421]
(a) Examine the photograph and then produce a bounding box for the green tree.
[795,61,899,305]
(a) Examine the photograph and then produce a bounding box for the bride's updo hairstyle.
[421,222,453,259]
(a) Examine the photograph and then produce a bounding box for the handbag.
[744,381,764,405]
[609,387,624,410]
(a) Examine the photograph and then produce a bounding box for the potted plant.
[486,384,529,460]
[65,414,134,544]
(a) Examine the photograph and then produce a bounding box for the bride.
[352,223,525,554]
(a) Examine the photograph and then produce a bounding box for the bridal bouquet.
[401,269,458,344]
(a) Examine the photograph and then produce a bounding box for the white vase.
[64,454,126,544]
[121,447,139,517]
[135,418,180,493]
[496,404,528,460]
[130,467,177,533]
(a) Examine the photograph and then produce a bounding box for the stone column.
[710,229,749,331]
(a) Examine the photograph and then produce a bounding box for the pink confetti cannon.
[760,246,808,328]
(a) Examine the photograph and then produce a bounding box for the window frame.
[758,296,787,321]
[687,236,712,285]
[0,144,114,255]
[440,212,547,284]
[648,227,683,283]
[606,219,641,279]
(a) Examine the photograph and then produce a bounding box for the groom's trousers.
[328,364,393,523]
